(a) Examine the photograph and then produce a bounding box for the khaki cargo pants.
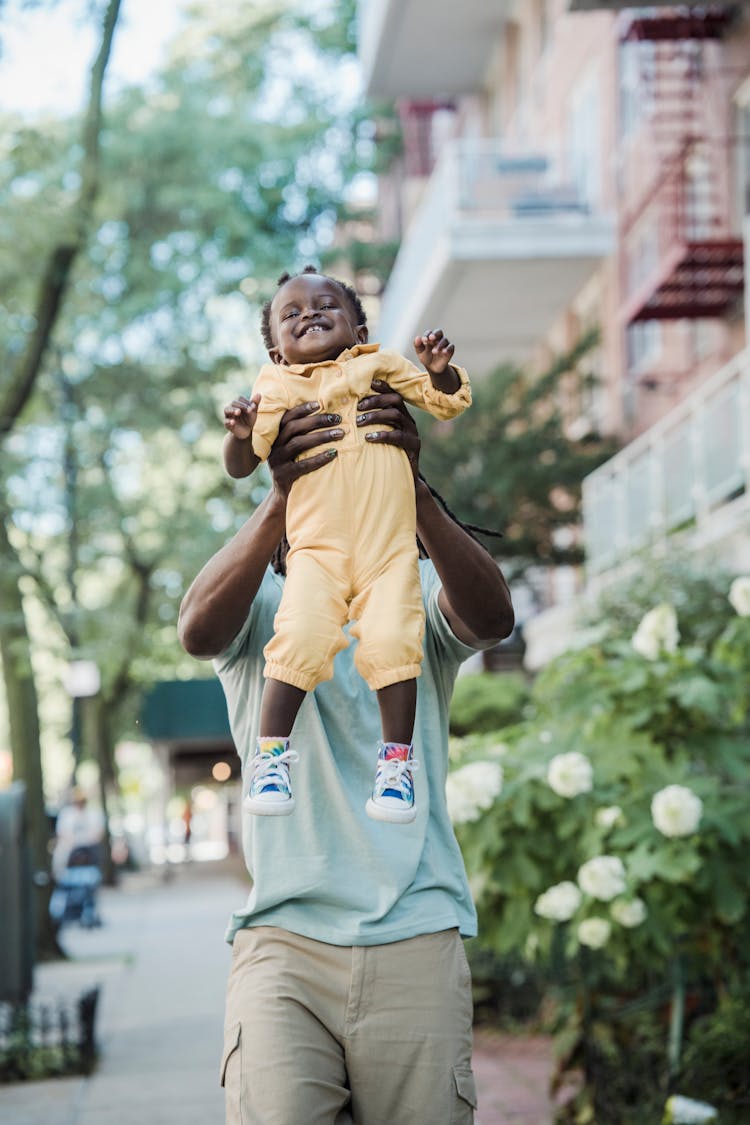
[221,925,477,1125]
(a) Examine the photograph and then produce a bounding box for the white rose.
[546,751,593,798]
[577,917,611,949]
[445,760,503,825]
[611,897,647,928]
[651,784,703,838]
[728,576,750,617]
[595,805,622,830]
[534,880,582,922]
[631,604,679,660]
[578,855,627,901]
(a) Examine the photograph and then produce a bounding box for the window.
[626,321,662,373]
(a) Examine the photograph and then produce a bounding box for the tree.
[0,0,122,956]
[417,330,617,580]
[1,0,373,912]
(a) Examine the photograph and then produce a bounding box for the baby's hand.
[223,394,260,440]
[414,329,455,376]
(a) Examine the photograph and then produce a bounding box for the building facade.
[358,0,750,665]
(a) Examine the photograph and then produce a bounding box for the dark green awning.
[141,679,231,741]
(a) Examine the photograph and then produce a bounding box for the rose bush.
[447,574,750,1118]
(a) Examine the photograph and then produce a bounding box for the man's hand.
[224,394,260,440]
[268,401,344,502]
[356,379,421,483]
[414,329,455,379]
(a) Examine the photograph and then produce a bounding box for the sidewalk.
[0,858,561,1124]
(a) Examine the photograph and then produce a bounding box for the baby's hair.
[260,265,367,350]
[271,477,502,577]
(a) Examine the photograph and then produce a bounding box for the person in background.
[51,786,105,880]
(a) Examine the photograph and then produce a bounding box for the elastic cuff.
[366,664,423,691]
[264,662,325,693]
[422,364,472,419]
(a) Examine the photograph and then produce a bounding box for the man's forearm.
[415,481,514,647]
[178,492,285,658]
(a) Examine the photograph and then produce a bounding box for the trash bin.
[0,781,34,1003]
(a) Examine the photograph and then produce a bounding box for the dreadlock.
[260,265,367,351]
[270,477,503,577]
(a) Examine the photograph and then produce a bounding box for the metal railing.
[380,137,600,334]
[583,348,750,573]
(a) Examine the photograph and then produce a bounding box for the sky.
[0,0,188,117]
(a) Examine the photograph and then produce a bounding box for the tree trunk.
[0,515,61,958]
[90,696,118,886]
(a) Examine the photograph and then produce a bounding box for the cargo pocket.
[220,1022,242,1123]
[451,1064,478,1124]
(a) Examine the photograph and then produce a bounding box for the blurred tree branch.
[0,0,121,437]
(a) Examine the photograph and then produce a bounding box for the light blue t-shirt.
[214,559,478,946]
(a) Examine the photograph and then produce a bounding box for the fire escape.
[619,6,744,325]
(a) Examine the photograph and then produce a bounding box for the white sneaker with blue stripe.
[244,737,299,815]
[365,742,419,823]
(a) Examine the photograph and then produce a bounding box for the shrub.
[447,574,750,1119]
[449,671,530,736]
[679,986,750,1121]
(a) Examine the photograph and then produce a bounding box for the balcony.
[582,349,750,579]
[357,0,507,99]
[374,140,614,373]
[568,1,722,9]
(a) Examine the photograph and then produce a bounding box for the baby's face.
[268,274,367,366]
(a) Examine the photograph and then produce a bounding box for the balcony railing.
[376,138,612,360]
[583,349,750,573]
[432,139,592,221]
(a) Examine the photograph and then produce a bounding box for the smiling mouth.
[299,324,329,337]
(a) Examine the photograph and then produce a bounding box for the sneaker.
[243,738,299,816]
[365,743,419,824]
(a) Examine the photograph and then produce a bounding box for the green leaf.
[666,675,724,716]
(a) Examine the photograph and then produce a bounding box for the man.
[178,384,514,1125]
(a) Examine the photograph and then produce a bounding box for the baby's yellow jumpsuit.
[250,344,472,693]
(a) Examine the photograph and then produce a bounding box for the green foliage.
[466,943,545,1029]
[679,986,750,1120]
[555,1000,668,1124]
[447,577,750,1116]
[418,329,616,578]
[584,554,736,650]
[449,672,530,736]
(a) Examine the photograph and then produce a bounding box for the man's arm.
[357,381,514,649]
[415,480,514,648]
[177,491,286,659]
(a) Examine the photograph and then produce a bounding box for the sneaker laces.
[250,748,299,792]
[376,756,420,795]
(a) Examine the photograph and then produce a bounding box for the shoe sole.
[243,797,295,816]
[365,798,416,824]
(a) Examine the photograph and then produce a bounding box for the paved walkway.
[1,859,561,1124]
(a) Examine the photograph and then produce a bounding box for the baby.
[224,267,471,823]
